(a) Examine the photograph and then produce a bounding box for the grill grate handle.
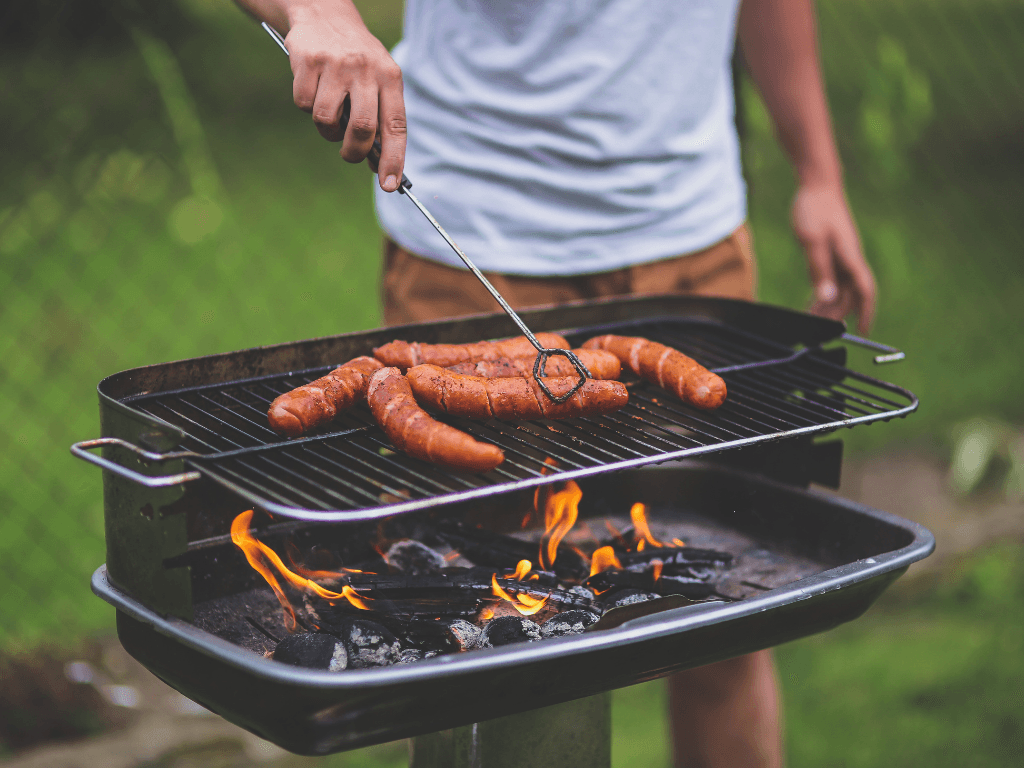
[71,438,201,488]
[259,22,591,402]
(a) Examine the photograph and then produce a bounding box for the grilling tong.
[262,23,590,403]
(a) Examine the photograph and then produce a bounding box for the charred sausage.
[581,335,726,410]
[446,349,621,380]
[268,356,383,437]
[373,333,571,369]
[406,365,629,420]
[366,367,505,473]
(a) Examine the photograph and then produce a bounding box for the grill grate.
[121,318,916,521]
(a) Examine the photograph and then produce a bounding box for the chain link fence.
[1,0,1022,651]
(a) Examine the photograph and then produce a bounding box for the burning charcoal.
[385,540,448,576]
[399,648,424,664]
[340,619,403,668]
[443,619,483,651]
[568,585,595,601]
[433,522,587,580]
[479,616,542,647]
[540,610,600,639]
[618,547,733,570]
[600,588,661,610]
[273,633,348,672]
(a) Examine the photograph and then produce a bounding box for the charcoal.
[443,619,483,651]
[340,619,403,668]
[568,585,595,601]
[540,610,600,639]
[655,575,719,600]
[618,547,733,569]
[273,633,348,671]
[433,522,587,579]
[600,588,661,609]
[479,616,542,647]
[385,540,447,576]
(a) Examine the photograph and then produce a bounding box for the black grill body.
[78,296,931,755]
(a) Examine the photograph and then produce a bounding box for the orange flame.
[491,573,550,616]
[231,511,372,618]
[231,511,297,630]
[511,559,532,581]
[651,558,664,583]
[672,538,687,548]
[589,545,623,577]
[630,502,664,548]
[604,520,626,546]
[539,481,582,570]
[480,607,495,621]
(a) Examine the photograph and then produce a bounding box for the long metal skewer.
[261,22,591,402]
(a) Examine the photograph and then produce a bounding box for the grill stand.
[410,693,611,768]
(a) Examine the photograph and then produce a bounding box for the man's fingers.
[834,228,876,334]
[292,62,319,115]
[310,73,349,143]
[803,237,838,306]
[376,67,407,192]
[340,88,378,163]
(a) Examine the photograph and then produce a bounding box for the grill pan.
[73,295,915,523]
[92,463,934,755]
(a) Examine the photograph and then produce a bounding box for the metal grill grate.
[120,318,916,521]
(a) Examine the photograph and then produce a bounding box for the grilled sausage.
[581,335,726,410]
[406,365,629,420]
[366,367,505,473]
[446,349,621,381]
[268,356,384,437]
[373,333,571,370]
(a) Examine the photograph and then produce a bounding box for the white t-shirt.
[373,0,746,276]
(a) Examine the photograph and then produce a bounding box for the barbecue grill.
[75,295,933,761]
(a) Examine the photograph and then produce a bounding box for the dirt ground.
[2,450,1020,768]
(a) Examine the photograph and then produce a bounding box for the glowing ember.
[480,607,495,621]
[231,510,373,624]
[672,538,687,548]
[539,481,582,569]
[589,545,623,577]
[630,502,664,548]
[491,573,550,616]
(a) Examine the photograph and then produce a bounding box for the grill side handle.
[840,333,906,364]
[71,438,202,487]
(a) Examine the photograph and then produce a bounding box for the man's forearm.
[738,0,842,187]
[232,0,364,36]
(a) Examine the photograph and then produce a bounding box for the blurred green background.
[1,0,1022,765]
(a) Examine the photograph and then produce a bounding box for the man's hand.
[791,183,876,334]
[236,0,406,191]
[740,0,877,334]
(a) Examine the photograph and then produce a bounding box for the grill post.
[409,692,611,768]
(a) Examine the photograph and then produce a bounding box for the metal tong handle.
[71,438,202,488]
[840,333,906,364]
[261,22,591,402]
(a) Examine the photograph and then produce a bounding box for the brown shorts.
[381,224,757,325]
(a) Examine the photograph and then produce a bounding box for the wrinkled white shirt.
[373,0,746,276]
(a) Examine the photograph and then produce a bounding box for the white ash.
[540,610,600,639]
[568,585,595,601]
[444,619,482,650]
[385,540,448,576]
[399,648,424,664]
[343,620,403,668]
[604,589,661,608]
[328,642,348,672]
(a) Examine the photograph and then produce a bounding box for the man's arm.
[738,0,876,333]
[234,0,406,192]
